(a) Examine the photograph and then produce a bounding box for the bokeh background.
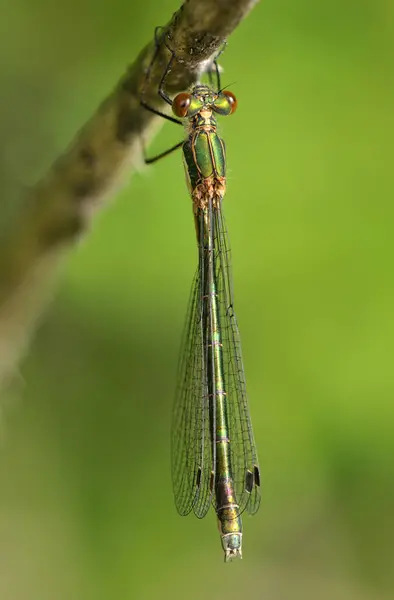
[0,1,393,599]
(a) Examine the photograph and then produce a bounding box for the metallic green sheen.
[188,97,203,117]
[194,132,213,179]
[182,141,200,192]
[210,133,226,177]
[212,95,232,116]
[183,131,226,188]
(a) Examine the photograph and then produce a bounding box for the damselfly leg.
[140,28,223,164]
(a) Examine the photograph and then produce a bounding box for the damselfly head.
[172,85,237,119]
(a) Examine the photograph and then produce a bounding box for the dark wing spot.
[245,469,254,493]
[254,465,261,488]
[196,467,202,488]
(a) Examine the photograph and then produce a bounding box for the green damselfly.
[141,37,261,561]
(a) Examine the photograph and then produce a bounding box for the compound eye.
[223,90,238,114]
[172,93,192,117]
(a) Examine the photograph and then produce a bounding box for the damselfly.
[141,37,261,561]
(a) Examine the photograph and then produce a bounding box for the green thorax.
[182,115,226,194]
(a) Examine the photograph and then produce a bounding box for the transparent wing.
[212,206,261,516]
[171,265,215,518]
[171,204,261,519]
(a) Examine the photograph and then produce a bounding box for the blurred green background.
[0,1,393,599]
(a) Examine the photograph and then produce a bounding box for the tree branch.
[0,0,260,387]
